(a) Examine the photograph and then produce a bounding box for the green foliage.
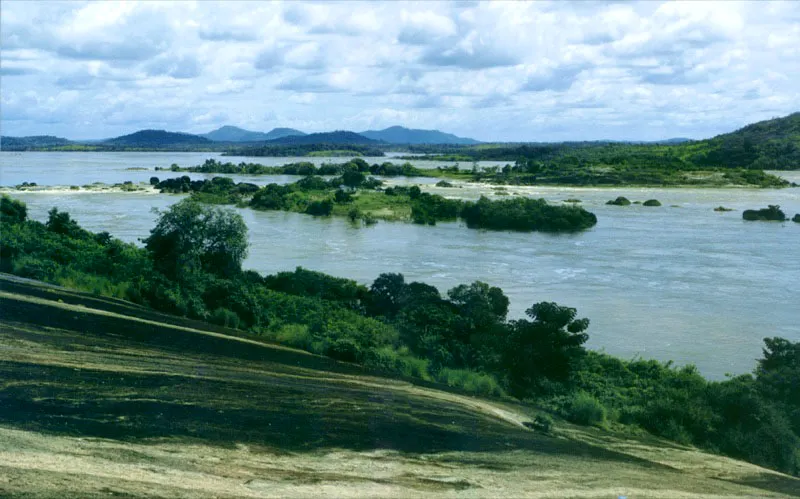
[210,307,241,329]
[435,368,505,397]
[742,205,788,221]
[461,196,598,232]
[503,302,590,396]
[305,199,334,216]
[144,200,248,279]
[564,392,606,426]
[1,195,28,224]
[263,267,369,310]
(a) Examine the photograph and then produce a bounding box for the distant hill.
[104,130,212,147]
[360,126,480,144]
[1,135,73,150]
[264,127,306,141]
[266,131,381,145]
[685,112,800,170]
[202,126,306,142]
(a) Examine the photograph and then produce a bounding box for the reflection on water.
[5,152,800,379]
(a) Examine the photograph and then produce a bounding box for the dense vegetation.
[161,158,427,177]
[1,135,73,150]
[1,194,797,476]
[742,205,789,221]
[407,113,800,171]
[152,174,597,232]
[431,158,791,187]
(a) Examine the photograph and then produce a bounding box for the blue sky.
[1,1,798,141]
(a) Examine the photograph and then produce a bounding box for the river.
[2,151,798,379]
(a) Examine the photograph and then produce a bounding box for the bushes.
[210,307,241,329]
[1,194,27,224]
[742,205,787,221]
[461,196,597,232]
[564,392,606,426]
[435,368,505,397]
[305,199,334,216]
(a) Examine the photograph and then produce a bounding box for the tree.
[144,200,248,279]
[502,302,589,396]
[46,208,87,238]
[342,170,366,189]
[1,195,27,224]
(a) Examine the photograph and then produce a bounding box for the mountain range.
[359,126,480,145]
[201,126,306,142]
[2,114,797,156]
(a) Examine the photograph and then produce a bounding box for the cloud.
[421,33,521,69]
[145,55,200,79]
[521,65,587,92]
[198,28,258,43]
[0,1,798,141]
[254,46,284,70]
[0,66,39,76]
[397,10,457,45]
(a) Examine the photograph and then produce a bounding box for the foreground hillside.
[0,274,798,498]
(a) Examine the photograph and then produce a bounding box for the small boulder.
[714,206,733,212]
[606,196,631,206]
[435,180,454,188]
[643,199,661,207]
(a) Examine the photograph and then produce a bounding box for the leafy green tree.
[342,170,366,189]
[1,195,27,224]
[46,208,87,238]
[503,302,589,396]
[144,200,248,279]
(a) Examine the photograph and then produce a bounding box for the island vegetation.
[151,174,598,232]
[160,158,426,177]
[1,193,798,477]
[742,205,789,221]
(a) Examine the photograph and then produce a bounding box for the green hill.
[202,126,306,142]
[266,130,382,145]
[104,129,212,147]
[1,135,73,150]
[1,274,797,498]
[684,112,800,170]
[360,126,480,145]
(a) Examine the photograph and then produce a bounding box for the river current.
[2,151,798,379]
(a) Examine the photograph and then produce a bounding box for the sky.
[1,1,798,142]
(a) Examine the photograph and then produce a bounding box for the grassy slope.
[1,274,798,498]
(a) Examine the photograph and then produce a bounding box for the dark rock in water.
[793,214,800,223]
[742,205,787,221]
[436,180,455,188]
[606,196,631,206]
[643,199,661,207]
[714,206,733,212]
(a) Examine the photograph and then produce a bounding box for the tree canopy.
[144,200,248,279]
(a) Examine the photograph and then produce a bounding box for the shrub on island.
[742,205,787,221]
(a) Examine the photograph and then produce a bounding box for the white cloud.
[0,0,798,141]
